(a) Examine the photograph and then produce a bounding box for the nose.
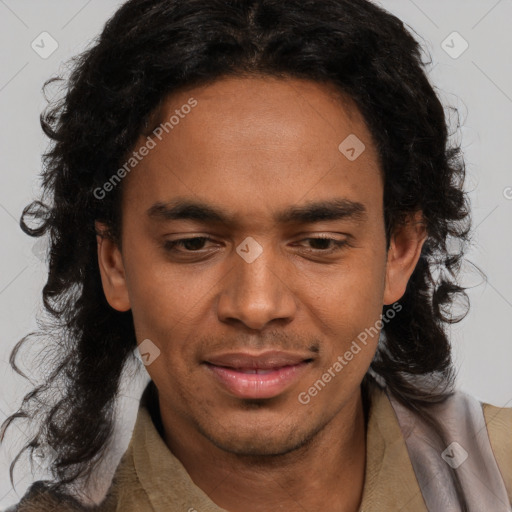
[216,246,297,331]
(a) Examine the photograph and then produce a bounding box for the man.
[2,0,511,511]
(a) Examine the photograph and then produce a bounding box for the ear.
[95,221,131,312]
[383,211,427,305]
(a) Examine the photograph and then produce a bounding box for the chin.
[199,420,316,458]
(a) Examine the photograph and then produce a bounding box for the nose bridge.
[216,241,296,330]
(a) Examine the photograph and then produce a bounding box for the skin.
[96,76,426,512]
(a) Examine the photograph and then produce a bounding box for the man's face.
[98,76,411,456]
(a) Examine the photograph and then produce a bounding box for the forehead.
[121,76,383,229]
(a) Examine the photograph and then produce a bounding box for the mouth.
[203,351,314,399]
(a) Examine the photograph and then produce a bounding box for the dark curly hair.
[1,0,472,506]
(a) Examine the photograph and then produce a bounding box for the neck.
[154,385,368,512]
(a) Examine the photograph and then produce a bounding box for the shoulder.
[7,480,117,512]
[482,401,512,500]
[7,482,82,512]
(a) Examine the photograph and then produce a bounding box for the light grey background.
[1,0,511,508]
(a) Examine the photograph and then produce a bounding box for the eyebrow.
[146,197,367,226]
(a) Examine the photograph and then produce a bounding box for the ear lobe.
[383,211,427,305]
[95,221,131,312]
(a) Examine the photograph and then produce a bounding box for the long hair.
[1,0,471,506]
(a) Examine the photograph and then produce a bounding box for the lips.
[205,350,311,370]
[204,350,313,399]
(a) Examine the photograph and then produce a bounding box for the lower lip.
[205,362,310,399]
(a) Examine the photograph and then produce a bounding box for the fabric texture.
[388,389,511,511]
[9,379,512,512]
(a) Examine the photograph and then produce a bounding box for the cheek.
[305,249,386,313]
[300,251,387,357]
[122,240,211,331]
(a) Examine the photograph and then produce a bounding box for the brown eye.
[164,236,214,252]
[300,237,348,253]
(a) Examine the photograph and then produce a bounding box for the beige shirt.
[13,382,512,511]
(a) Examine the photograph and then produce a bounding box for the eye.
[162,235,349,257]
[298,237,348,253]
[163,236,216,252]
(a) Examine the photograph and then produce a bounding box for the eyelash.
[163,236,348,255]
